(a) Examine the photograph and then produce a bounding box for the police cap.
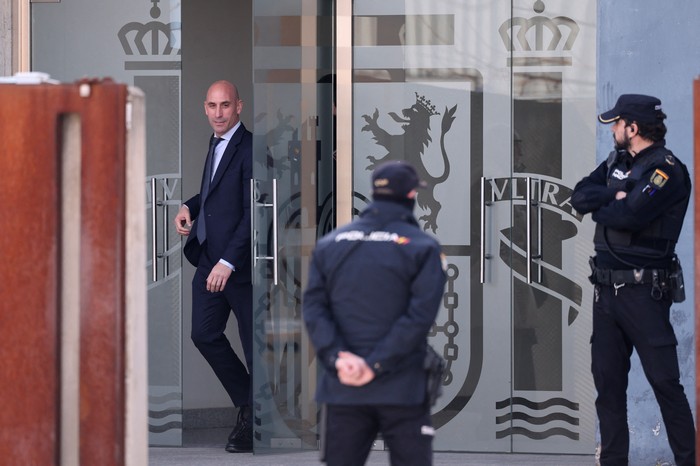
[598,94,665,124]
[372,161,427,200]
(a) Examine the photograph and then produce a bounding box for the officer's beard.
[614,133,631,152]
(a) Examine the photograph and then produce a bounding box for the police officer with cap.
[572,94,695,466]
[303,161,447,466]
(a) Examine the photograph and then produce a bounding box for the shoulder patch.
[665,154,675,165]
[650,169,669,188]
[642,169,670,197]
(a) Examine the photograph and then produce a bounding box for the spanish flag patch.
[650,169,669,188]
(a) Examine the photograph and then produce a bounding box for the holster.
[669,254,685,303]
[424,345,446,407]
[588,256,597,284]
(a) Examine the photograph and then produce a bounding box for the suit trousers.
[592,283,695,466]
[191,249,253,407]
[323,404,433,466]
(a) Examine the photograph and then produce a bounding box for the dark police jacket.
[571,140,691,269]
[302,200,447,405]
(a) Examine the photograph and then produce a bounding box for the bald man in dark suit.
[174,80,253,453]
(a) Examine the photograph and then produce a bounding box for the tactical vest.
[593,146,690,259]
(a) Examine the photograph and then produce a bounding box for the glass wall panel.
[507,1,597,453]
[251,0,334,452]
[352,0,597,454]
[32,0,598,456]
[32,0,184,446]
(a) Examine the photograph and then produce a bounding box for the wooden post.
[0,79,146,465]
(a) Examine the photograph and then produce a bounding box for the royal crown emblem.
[498,0,579,66]
[415,92,440,116]
[118,0,181,57]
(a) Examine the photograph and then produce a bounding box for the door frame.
[336,0,353,226]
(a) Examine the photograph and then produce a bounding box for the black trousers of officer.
[592,283,695,466]
[191,249,253,408]
[323,404,433,466]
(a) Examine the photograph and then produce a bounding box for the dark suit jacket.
[183,123,252,284]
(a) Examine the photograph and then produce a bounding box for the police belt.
[594,268,668,286]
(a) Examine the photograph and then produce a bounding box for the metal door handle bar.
[150,177,158,282]
[535,178,543,282]
[526,177,543,283]
[251,178,279,285]
[161,178,169,277]
[480,176,493,284]
[149,175,182,283]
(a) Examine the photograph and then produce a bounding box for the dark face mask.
[402,197,417,211]
[373,194,416,211]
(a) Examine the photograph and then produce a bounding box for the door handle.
[251,178,279,285]
[480,176,493,284]
[161,178,170,277]
[250,180,255,284]
[149,176,181,283]
[150,177,158,282]
[526,177,542,283]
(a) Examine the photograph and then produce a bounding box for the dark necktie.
[196,136,223,244]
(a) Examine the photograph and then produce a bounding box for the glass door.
[251,0,597,455]
[32,0,184,446]
[251,0,335,452]
[350,0,597,454]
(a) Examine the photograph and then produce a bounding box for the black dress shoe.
[226,405,253,453]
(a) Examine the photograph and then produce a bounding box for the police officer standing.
[303,161,447,466]
[571,94,695,466]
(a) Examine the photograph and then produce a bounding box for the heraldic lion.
[362,92,456,233]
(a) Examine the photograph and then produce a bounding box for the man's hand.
[207,262,233,293]
[335,351,375,386]
[174,205,192,236]
[615,191,627,200]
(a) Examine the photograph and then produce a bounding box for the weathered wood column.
[0,79,147,465]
